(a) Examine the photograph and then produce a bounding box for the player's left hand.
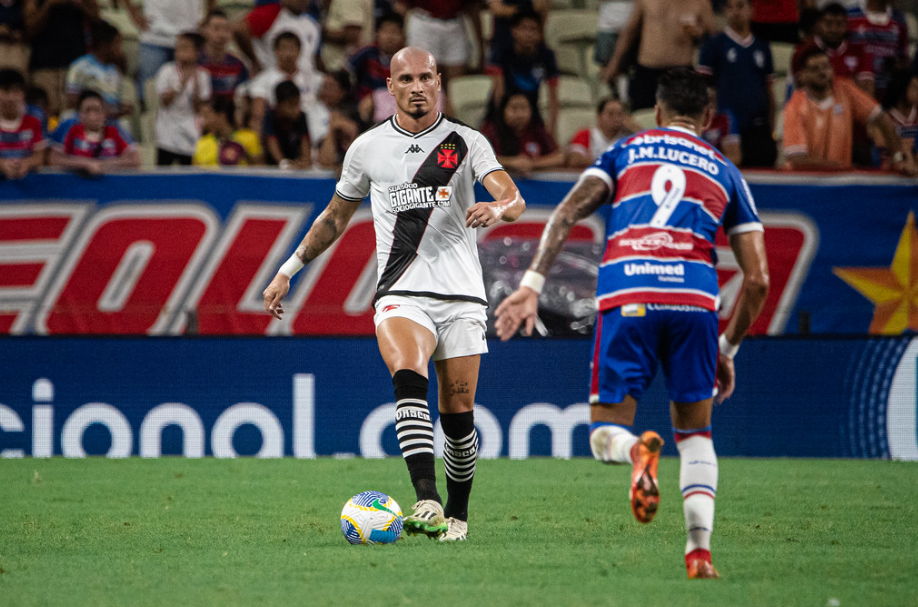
[466,200,508,228]
[715,354,735,404]
[494,287,539,341]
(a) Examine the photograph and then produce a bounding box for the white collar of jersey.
[725,27,754,47]
[664,125,699,137]
[390,112,444,138]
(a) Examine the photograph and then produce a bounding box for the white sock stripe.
[444,456,476,469]
[400,437,435,448]
[396,427,434,438]
[445,471,475,482]
[402,446,435,457]
[396,399,428,407]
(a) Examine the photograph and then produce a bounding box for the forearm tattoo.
[530,177,609,276]
[295,197,354,264]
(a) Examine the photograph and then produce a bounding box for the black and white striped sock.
[440,411,478,522]
[393,369,440,503]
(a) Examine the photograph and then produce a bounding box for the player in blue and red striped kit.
[496,68,770,579]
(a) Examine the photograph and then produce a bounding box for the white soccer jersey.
[335,113,503,306]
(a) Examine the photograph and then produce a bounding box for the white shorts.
[374,295,488,361]
[406,10,470,66]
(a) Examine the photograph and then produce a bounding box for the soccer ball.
[340,491,403,545]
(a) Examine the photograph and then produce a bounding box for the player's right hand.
[494,288,539,341]
[263,274,291,320]
[714,354,735,404]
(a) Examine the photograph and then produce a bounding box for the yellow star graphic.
[834,212,918,334]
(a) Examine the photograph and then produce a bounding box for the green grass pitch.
[0,457,915,607]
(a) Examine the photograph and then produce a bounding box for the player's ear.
[701,105,715,132]
[437,73,442,92]
[654,105,661,128]
[386,77,394,96]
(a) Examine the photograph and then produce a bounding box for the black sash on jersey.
[375,131,469,302]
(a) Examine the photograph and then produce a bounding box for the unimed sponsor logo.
[623,262,685,277]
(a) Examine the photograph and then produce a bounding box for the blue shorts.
[590,304,719,404]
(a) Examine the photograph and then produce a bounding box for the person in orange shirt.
[784,46,915,174]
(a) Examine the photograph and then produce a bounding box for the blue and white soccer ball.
[340,491,403,545]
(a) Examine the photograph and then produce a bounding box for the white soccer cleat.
[403,499,447,537]
[438,517,468,542]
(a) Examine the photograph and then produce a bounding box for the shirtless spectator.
[24,0,99,117]
[602,0,716,110]
[792,3,873,96]
[566,97,633,168]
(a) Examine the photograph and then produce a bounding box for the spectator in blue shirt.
[697,0,777,167]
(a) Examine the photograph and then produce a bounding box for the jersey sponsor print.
[584,127,763,312]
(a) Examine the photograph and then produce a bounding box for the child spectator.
[0,68,44,179]
[263,80,310,169]
[233,0,321,77]
[200,9,248,101]
[193,96,263,166]
[155,31,211,166]
[698,0,777,167]
[488,9,559,138]
[566,97,633,167]
[487,0,549,64]
[248,31,321,133]
[481,92,564,176]
[315,70,363,169]
[700,87,742,165]
[322,0,374,71]
[64,20,131,119]
[49,90,140,174]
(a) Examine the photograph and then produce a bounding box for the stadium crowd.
[0,0,916,179]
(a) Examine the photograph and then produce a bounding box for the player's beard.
[406,96,431,120]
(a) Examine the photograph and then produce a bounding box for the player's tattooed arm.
[294,193,362,264]
[529,175,610,276]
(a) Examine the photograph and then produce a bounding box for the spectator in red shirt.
[792,3,874,96]
[0,68,44,179]
[566,97,633,167]
[481,91,564,176]
[49,90,140,175]
[348,12,405,101]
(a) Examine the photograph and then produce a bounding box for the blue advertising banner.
[0,170,916,336]
[1,336,915,459]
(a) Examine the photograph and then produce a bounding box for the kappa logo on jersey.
[405,144,424,154]
[437,143,458,169]
[619,231,693,251]
[387,182,452,212]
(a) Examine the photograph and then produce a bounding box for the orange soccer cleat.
[629,430,663,524]
[687,559,720,580]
